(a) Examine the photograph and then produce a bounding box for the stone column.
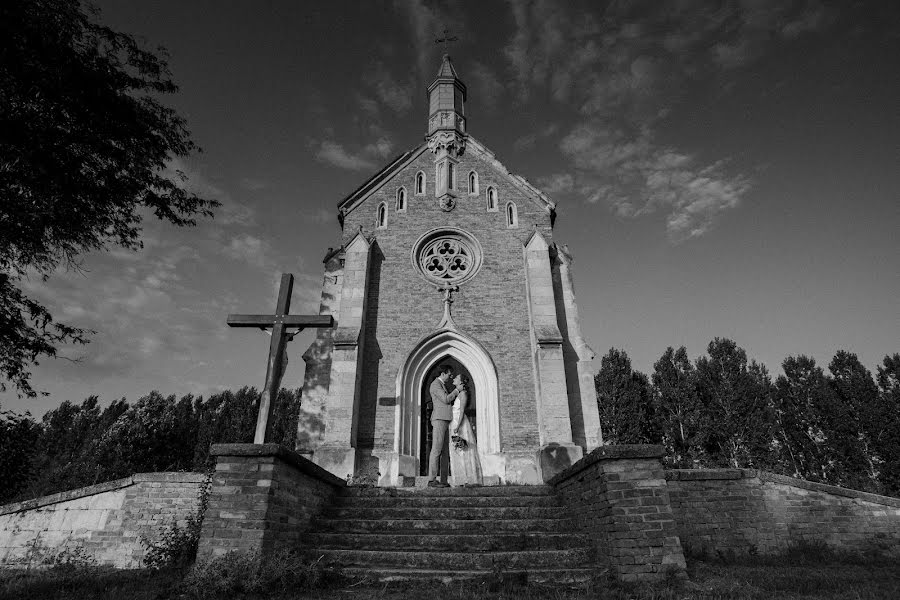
[523,230,583,481]
[296,248,344,456]
[313,232,372,479]
[552,244,602,451]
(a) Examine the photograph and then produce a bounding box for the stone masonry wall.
[197,444,345,560]
[549,445,687,583]
[0,473,206,568]
[666,469,900,558]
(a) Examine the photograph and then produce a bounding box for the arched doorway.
[418,357,476,475]
[394,329,500,479]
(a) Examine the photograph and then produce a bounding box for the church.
[296,55,602,486]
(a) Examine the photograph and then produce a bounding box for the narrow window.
[468,171,478,195]
[377,202,387,228]
[506,202,518,228]
[415,172,425,195]
[448,163,455,190]
[487,186,497,211]
[396,188,406,212]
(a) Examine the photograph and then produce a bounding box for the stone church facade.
[296,56,601,485]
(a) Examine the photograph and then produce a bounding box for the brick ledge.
[210,443,346,487]
[547,444,665,486]
[0,472,206,516]
[665,468,900,508]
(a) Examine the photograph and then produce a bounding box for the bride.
[449,374,483,486]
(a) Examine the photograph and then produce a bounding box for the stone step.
[304,547,593,570]
[314,517,574,534]
[333,494,560,509]
[323,505,561,520]
[304,532,588,552]
[342,485,554,498]
[337,566,599,584]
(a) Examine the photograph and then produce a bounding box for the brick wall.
[549,445,687,583]
[197,443,345,560]
[666,469,900,557]
[0,473,206,568]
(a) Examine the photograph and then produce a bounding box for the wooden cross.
[435,28,458,53]
[227,273,333,444]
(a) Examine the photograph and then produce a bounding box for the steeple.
[426,54,467,156]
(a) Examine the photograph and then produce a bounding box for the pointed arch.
[394,329,500,458]
[396,187,407,212]
[468,171,479,195]
[376,201,388,229]
[506,201,518,228]
[486,186,498,211]
[415,171,426,195]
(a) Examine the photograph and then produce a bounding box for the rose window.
[412,228,483,286]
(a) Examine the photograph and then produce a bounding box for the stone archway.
[394,329,501,479]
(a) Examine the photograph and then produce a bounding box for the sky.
[4,0,899,416]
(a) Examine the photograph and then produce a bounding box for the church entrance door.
[418,357,475,476]
[394,329,500,481]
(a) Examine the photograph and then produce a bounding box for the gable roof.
[336,136,556,222]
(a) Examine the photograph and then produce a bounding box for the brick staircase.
[301,485,597,583]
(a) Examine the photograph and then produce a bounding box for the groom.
[427,364,462,488]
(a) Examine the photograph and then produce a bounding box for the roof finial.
[434,28,458,55]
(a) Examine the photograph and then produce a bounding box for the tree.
[827,351,879,490]
[0,0,218,397]
[874,354,900,495]
[0,407,39,503]
[594,348,659,444]
[652,346,703,467]
[694,338,775,468]
[772,356,836,481]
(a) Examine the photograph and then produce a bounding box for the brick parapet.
[551,445,687,583]
[665,469,900,557]
[0,473,206,568]
[197,444,345,560]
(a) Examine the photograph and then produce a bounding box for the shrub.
[177,550,340,599]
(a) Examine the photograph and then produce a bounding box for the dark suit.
[428,377,459,481]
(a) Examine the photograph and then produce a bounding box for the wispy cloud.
[223,233,274,269]
[314,137,394,171]
[502,0,832,241]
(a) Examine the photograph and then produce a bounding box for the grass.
[1,544,898,600]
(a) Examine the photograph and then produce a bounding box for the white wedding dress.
[449,390,483,486]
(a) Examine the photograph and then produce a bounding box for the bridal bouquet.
[451,434,468,451]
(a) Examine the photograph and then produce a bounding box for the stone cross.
[435,28,458,53]
[227,273,333,444]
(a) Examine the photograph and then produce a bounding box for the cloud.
[558,123,750,242]
[301,208,336,226]
[239,177,267,191]
[364,62,413,114]
[469,61,503,111]
[501,0,831,241]
[314,137,394,171]
[223,233,274,268]
[315,141,376,171]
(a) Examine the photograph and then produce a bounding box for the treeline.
[596,338,900,496]
[0,387,301,504]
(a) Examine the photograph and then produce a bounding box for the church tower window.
[396,187,407,212]
[506,202,518,228]
[415,171,425,195]
[377,202,388,229]
[435,157,458,196]
[468,171,478,195]
[487,186,498,212]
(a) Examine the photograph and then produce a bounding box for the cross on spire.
[435,28,458,54]
[227,273,333,444]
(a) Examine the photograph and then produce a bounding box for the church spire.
[426,54,467,156]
